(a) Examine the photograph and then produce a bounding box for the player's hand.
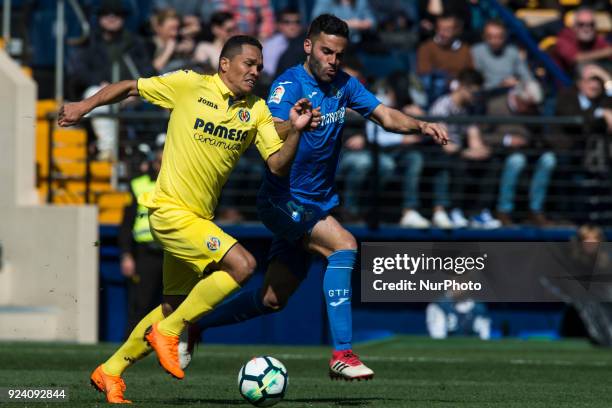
[419,121,448,145]
[58,102,88,127]
[307,106,322,131]
[289,98,317,131]
[120,254,136,278]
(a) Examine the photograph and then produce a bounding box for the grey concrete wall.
[0,50,99,343]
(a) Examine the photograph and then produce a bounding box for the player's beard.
[308,56,334,83]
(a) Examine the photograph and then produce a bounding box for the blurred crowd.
[7,0,612,227]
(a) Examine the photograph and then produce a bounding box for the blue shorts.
[256,188,328,279]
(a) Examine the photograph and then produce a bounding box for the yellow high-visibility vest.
[131,175,156,243]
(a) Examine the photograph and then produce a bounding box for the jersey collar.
[213,73,247,106]
[213,73,234,98]
[299,64,318,87]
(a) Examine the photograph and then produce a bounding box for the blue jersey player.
[181,14,448,380]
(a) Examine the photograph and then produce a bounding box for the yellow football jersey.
[137,70,283,219]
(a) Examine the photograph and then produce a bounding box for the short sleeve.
[253,101,283,161]
[267,79,301,120]
[347,76,380,118]
[137,69,194,109]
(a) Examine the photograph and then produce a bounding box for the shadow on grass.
[172,397,396,406]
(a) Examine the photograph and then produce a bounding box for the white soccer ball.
[238,356,288,407]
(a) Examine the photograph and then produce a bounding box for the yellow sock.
[157,271,240,336]
[102,305,165,376]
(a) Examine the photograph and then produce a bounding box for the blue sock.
[193,288,273,335]
[324,250,357,351]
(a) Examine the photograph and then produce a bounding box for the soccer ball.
[238,356,288,407]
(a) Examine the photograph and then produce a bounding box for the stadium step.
[0,305,61,341]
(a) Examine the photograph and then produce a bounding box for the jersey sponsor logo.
[269,85,285,104]
[237,109,251,123]
[197,96,219,109]
[206,236,221,251]
[193,118,250,142]
[320,107,346,126]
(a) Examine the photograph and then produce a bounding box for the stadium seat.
[515,9,561,27]
[539,36,558,52]
[98,192,131,225]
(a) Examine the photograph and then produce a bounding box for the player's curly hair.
[307,14,349,40]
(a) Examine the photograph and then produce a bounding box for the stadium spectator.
[153,0,215,25]
[471,19,536,91]
[486,82,556,226]
[311,0,377,44]
[418,0,472,41]
[553,7,612,74]
[153,0,206,39]
[426,296,491,340]
[66,0,153,160]
[149,8,196,74]
[417,14,473,106]
[119,149,163,335]
[339,73,431,227]
[556,64,612,147]
[212,0,276,41]
[262,8,305,78]
[193,12,237,70]
[429,68,500,229]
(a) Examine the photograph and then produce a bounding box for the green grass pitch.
[2,336,612,407]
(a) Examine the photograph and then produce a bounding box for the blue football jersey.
[263,64,381,211]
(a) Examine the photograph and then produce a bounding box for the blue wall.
[99,225,578,344]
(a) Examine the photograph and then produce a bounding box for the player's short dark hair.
[307,14,349,40]
[219,35,262,61]
[210,11,234,27]
[457,68,484,87]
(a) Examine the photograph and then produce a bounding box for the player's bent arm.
[369,104,449,145]
[267,119,300,176]
[58,80,139,127]
[273,120,293,141]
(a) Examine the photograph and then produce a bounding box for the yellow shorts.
[148,206,237,296]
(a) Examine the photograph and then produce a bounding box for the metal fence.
[44,111,612,227]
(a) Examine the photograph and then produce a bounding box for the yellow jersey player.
[58,35,320,403]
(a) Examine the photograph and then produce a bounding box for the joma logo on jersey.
[193,118,249,141]
[197,96,218,109]
[237,109,250,123]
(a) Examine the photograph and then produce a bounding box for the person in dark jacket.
[118,149,163,335]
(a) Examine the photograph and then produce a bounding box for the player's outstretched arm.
[369,104,449,145]
[58,80,139,127]
[267,98,321,176]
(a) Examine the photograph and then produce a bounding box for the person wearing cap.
[486,81,556,226]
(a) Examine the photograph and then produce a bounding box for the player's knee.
[227,253,257,285]
[334,235,358,252]
[262,290,288,311]
[161,302,174,317]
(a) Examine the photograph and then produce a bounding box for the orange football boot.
[144,323,184,379]
[90,365,132,404]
